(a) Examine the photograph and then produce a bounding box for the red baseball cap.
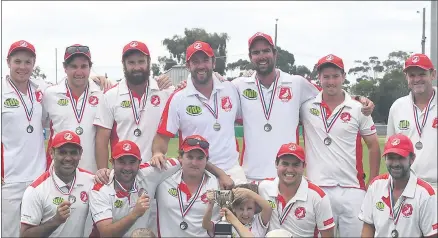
[7,40,36,58]
[276,143,305,163]
[404,53,434,72]
[383,134,414,158]
[112,140,141,161]
[122,41,150,59]
[52,130,82,149]
[186,41,214,62]
[64,44,91,61]
[181,135,209,156]
[248,32,274,49]
[317,54,344,70]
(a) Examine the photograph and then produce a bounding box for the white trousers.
[2,181,32,237]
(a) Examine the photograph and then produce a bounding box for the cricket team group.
[1,31,437,238]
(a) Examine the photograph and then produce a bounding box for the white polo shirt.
[232,70,319,180]
[300,91,377,189]
[89,158,180,237]
[156,169,220,237]
[358,172,437,237]
[157,75,241,171]
[387,87,437,188]
[258,177,335,237]
[230,213,268,237]
[20,167,95,237]
[94,79,174,162]
[1,77,48,183]
[43,81,103,172]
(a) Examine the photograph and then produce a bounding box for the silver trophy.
[214,190,234,236]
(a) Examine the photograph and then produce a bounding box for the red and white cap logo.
[64,133,73,141]
[288,144,297,151]
[20,41,28,47]
[326,55,334,61]
[411,56,420,63]
[194,42,202,49]
[391,138,400,146]
[130,41,138,47]
[123,143,132,151]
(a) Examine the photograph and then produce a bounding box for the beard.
[387,164,410,180]
[254,60,275,76]
[124,65,150,85]
[191,69,213,85]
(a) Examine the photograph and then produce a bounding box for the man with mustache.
[232,32,375,183]
[152,41,246,185]
[20,130,95,237]
[89,140,180,237]
[258,142,335,237]
[299,54,381,237]
[386,53,437,191]
[359,134,437,238]
[1,40,110,237]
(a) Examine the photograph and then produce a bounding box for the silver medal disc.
[415,141,423,150]
[26,125,34,133]
[68,195,76,204]
[213,122,221,131]
[180,221,188,230]
[134,128,142,137]
[324,137,332,146]
[391,229,398,238]
[75,126,83,135]
[264,123,272,132]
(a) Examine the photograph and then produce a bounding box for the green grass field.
[46,136,388,184]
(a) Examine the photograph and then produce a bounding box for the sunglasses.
[65,46,90,55]
[184,138,209,149]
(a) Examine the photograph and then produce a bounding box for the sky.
[1,1,434,84]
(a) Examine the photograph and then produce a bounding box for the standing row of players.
[2,31,437,237]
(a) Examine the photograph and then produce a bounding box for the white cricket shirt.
[155,169,220,237]
[43,81,103,172]
[20,167,95,237]
[358,172,437,237]
[2,77,48,183]
[89,158,180,237]
[300,91,377,189]
[387,87,437,188]
[258,177,335,237]
[232,70,319,180]
[157,75,241,171]
[93,79,174,162]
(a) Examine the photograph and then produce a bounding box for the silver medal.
[324,137,332,146]
[68,195,76,204]
[134,128,142,137]
[27,125,34,133]
[213,122,221,131]
[75,126,83,135]
[264,123,272,132]
[180,221,188,230]
[391,229,398,238]
[415,141,423,150]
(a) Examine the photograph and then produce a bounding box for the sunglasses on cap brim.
[184,138,209,149]
[65,46,90,55]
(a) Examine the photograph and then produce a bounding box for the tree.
[275,46,295,74]
[31,66,46,80]
[158,56,177,71]
[151,63,161,77]
[226,59,252,71]
[162,28,229,75]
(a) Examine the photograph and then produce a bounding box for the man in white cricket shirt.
[152,40,246,185]
[20,130,95,237]
[387,53,437,191]
[258,142,335,237]
[300,54,381,237]
[359,133,437,238]
[43,44,102,173]
[232,32,376,183]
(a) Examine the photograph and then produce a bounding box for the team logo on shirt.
[309,108,320,116]
[35,91,43,103]
[294,207,306,219]
[398,120,410,130]
[150,95,160,107]
[432,117,437,128]
[168,188,178,197]
[57,98,69,106]
[186,105,202,116]
[402,204,413,217]
[53,197,64,205]
[80,191,89,202]
[88,95,99,106]
[278,87,292,102]
[221,96,232,112]
[375,201,385,211]
[114,200,124,208]
[200,192,209,203]
[120,100,131,108]
[242,88,258,100]
[268,200,276,209]
[340,112,351,122]
[3,98,20,108]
